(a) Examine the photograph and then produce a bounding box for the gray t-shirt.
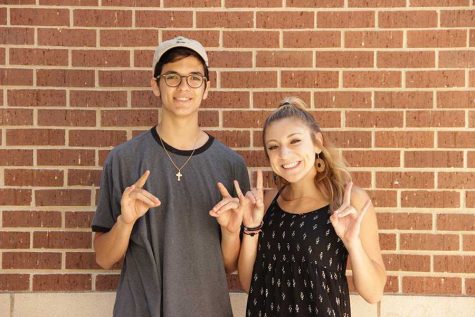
[92,127,250,317]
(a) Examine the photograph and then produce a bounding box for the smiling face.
[265,117,321,184]
[151,55,209,119]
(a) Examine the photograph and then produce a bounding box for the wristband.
[243,221,263,237]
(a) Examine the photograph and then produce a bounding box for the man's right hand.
[120,170,161,225]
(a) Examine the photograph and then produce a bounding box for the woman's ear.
[313,131,324,153]
[151,78,160,97]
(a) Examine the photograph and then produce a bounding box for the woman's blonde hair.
[262,97,351,211]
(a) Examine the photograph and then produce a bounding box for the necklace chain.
[158,132,199,181]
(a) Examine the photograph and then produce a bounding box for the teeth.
[283,161,299,169]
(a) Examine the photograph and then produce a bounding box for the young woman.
[210,97,386,316]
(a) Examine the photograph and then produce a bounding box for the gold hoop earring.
[316,152,325,172]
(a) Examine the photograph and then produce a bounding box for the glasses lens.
[186,74,204,88]
[164,74,181,87]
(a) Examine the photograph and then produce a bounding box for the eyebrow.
[266,132,304,143]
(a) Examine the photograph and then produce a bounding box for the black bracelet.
[242,221,263,231]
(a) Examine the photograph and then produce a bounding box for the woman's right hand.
[242,169,265,228]
[120,170,161,225]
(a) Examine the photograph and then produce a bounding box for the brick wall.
[0,1,474,297]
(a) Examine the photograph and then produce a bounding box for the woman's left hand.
[330,182,372,249]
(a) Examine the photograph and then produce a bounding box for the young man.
[92,36,250,317]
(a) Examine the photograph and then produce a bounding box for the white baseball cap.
[152,36,209,74]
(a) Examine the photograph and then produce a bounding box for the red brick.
[65,211,94,228]
[376,131,433,148]
[3,252,61,269]
[11,8,69,26]
[96,274,120,291]
[66,252,101,269]
[402,191,460,208]
[0,274,29,291]
[407,70,464,88]
[376,172,434,189]
[464,235,475,251]
[209,51,252,68]
[284,31,340,48]
[0,68,33,86]
[343,150,400,167]
[163,0,220,6]
[197,110,218,128]
[401,233,459,251]
[407,30,467,48]
[33,231,91,249]
[379,233,396,250]
[0,109,33,125]
[7,89,66,107]
[70,90,127,108]
[37,69,94,87]
[439,50,475,68]
[39,0,98,4]
[38,28,96,47]
[410,0,469,5]
[282,71,339,88]
[37,149,95,166]
[343,71,401,88]
[134,50,154,68]
[38,109,96,127]
[441,10,475,27]
[384,276,399,293]
[35,189,91,207]
[377,212,432,230]
[405,150,463,168]
[403,277,461,295]
[0,232,30,248]
[224,31,279,48]
[6,129,65,146]
[257,11,313,28]
[10,48,68,66]
[384,254,430,272]
[469,152,475,168]
[471,70,475,87]
[317,11,374,28]
[350,171,371,188]
[315,91,371,109]
[366,190,397,207]
[253,92,310,109]
[0,27,34,45]
[345,30,402,48]
[437,91,475,108]
[0,150,33,166]
[69,130,127,147]
[135,10,192,27]
[162,30,220,48]
[437,214,475,231]
[379,11,437,28]
[33,274,91,291]
[102,0,160,5]
[439,172,475,189]
[325,131,371,148]
[72,50,129,67]
[205,130,250,148]
[468,192,475,208]
[101,109,158,127]
[286,0,343,6]
[349,0,406,6]
[74,9,131,27]
[407,110,465,127]
[197,11,253,28]
[346,111,403,128]
[378,51,434,68]
[4,169,63,187]
[0,48,4,65]
[238,150,268,167]
[99,70,149,87]
[221,71,277,88]
[466,278,475,295]
[439,131,475,148]
[435,256,475,274]
[100,29,158,47]
[68,169,102,186]
[471,29,475,47]
[3,211,61,228]
[316,51,374,68]
[199,91,247,109]
[257,51,313,68]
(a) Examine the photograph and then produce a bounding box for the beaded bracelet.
[243,221,264,237]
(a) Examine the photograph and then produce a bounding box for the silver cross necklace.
[158,132,199,181]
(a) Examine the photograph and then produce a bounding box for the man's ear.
[151,78,160,97]
[202,80,209,100]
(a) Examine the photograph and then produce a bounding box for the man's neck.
[156,117,203,150]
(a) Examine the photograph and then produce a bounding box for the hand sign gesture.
[330,182,372,249]
[242,170,265,228]
[209,181,246,234]
[120,170,161,225]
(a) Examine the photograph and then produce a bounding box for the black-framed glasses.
[156,73,207,88]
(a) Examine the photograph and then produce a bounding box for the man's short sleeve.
[91,158,119,232]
